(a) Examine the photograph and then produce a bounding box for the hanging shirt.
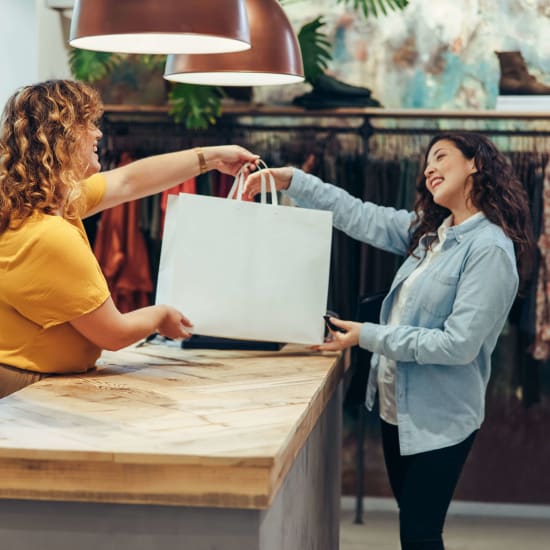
[93,153,153,313]
[378,212,484,425]
[533,160,550,359]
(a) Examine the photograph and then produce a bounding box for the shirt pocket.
[419,273,459,318]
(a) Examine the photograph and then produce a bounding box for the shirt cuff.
[284,168,308,198]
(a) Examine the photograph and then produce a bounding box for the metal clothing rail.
[102,104,550,139]
[103,104,550,120]
[370,127,550,137]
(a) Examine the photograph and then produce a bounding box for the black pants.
[380,420,477,550]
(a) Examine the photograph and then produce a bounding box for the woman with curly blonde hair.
[0,79,258,398]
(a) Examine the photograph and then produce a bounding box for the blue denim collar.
[445,212,488,243]
[421,212,488,246]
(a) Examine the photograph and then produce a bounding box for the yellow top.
[0,174,110,373]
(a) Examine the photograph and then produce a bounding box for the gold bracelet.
[195,147,208,174]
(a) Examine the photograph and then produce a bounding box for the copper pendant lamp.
[163,0,304,86]
[69,0,251,55]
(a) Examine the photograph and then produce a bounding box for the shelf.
[103,103,550,121]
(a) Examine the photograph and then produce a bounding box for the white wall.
[0,0,38,109]
[0,0,70,111]
[36,0,71,82]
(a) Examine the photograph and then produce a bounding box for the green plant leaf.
[138,54,167,72]
[168,83,223,130]
[68,48,124,83]
[337,0,408,17]
[297,16,333,85]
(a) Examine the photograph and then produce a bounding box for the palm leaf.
[168,83,223,130]
[138,54,168,72]
[68,48,124,83]
[337,0,408,17]
[297,16,333,85]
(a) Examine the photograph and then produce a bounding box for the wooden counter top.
[0,344,348,509]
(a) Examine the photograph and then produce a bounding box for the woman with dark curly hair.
[243,131,535,550]
[0,79,258,398]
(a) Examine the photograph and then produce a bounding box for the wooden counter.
[0,344,349,550]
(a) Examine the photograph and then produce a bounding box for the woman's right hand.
[70,297,194,351]
[156,305,193,340]
[243,167,294,200]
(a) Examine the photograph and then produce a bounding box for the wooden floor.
[340,507,550,550]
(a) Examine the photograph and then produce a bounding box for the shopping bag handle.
[227,160,278,206]
[227,168,245,201]
[258,159,278,206]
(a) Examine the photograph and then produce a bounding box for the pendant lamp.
[69,0,251,55]
[163,0,304,86]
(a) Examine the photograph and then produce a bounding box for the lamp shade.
[69,0,251,55]
[163,0,304,86]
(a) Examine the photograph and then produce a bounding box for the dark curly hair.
[0,79,103,233]
[409,132,535,290]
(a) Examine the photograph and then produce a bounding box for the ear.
[469,162,477,175]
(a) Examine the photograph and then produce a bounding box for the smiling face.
[424,139,478,224]
[75,122,102,179]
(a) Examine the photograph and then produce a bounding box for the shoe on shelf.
[293,90,381,109]
[496,51,550,95]
[312,73,374,98]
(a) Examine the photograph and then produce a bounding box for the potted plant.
[69,0,408,128]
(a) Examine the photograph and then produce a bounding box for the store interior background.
[1,0,549,507]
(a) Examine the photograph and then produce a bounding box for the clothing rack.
[370,127,550,136]
[101,104,550,158]
[102,104,550,121]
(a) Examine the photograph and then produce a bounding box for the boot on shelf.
[312,74,374,98]
[496,51,550,95]
[293,73,382,109]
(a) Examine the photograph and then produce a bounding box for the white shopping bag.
[156,168,333,345]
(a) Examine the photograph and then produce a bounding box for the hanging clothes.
[160,177,197,235]
[93,152,153,313]
[506,151,547,406]
[212,172,235,198]
[533,159,550,359]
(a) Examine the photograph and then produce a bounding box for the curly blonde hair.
[0,79,103,233]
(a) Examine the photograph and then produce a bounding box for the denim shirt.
[287,169,519,455]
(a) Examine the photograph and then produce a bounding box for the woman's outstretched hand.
[206,145,260,176]
[315,317,362,351]
[243,167,295,200]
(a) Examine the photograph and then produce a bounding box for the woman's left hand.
[314,317,362,351]
[205,145,259,176]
